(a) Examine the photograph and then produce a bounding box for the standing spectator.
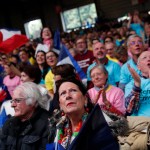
[144,16,150,50]
[41,27,59,54]
[127,11,144,37]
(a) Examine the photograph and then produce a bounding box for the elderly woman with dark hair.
[47,77,120,150]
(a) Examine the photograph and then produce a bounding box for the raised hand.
[128,64,141,87]
[93,89,103,104]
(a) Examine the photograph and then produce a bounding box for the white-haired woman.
[88,64,126,116]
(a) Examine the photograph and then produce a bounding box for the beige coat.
[119,116,150,150]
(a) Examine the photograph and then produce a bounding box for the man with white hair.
[0,82,49,150]
[119,34,144,97]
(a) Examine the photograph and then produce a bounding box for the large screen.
[79,3,97,26]
[63,8,81,30]
[61,3,97,32]
[24,19,43,39]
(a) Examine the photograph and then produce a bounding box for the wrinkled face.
[59,82,86,115]
[76,39,87,53]
[138,51,150,73]
[36,52,45,65]
[93,42,107,59]
[19,51,29,63]
[11,89,35,121]
[46,52,58,68]
[42,27,52,40]
[128,37,143,56]
[21,72,33,83]
[105,43,114,57]
[91,67,108,87]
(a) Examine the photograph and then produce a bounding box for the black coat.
[0,106,49,150]
[48,105,120,150]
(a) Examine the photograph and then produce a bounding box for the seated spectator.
[47,77,120,150]
[125,51,150,116]
[119,34,144,96]
[104,36,114,44]
[87,42,121,89]
[35,50,49,85]
[74,36,94,74]
[68,48,77,57]
[105,42,119,64]
[45,51,59,98]
[3,63,21,98]
[21,65,50,110]
[0,82,49,149]
[49,64,78,113]
[114,46,128,66]
[88,64,126,116]
[18,49,31,65]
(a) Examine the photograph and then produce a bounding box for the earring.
[84,103,89,112]
[60,109,65,116]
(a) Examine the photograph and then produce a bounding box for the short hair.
[52,64,76,79]
[21,65,42,84]
[90,64,108,77]
[127,34,143,47]
[75,36,86,44]
[104,36,114,44]
[19,49,28,55]
[14,82,42,106]
[46,50,59,58]
[14,82,49,109]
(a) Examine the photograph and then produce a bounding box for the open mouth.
[147,63,150,68]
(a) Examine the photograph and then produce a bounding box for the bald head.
[137,51,150,76]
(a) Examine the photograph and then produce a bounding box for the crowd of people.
[0,10,150,149]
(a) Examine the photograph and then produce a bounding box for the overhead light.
[148,11,150,15]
